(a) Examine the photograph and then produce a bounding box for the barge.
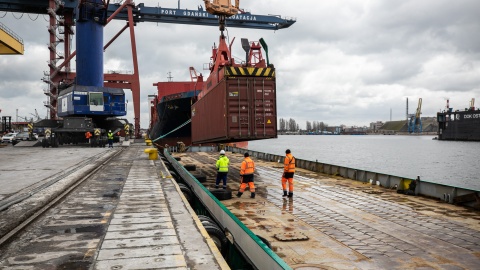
[164,147,480,269]
[437,99,480,141]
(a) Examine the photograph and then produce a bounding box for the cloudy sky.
[1,0,479,129]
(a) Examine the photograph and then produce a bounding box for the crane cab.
[57,85,126,117]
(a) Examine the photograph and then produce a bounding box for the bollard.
[144,148,158,160]
[145,139,152,146]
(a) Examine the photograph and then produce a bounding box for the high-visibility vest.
[241,157,255,175]
[284,153,295,173]
[107,132,114,139]
[216,155,229,172]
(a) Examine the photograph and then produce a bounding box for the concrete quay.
[0,142,228,270]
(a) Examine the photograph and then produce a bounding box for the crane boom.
[0,1,295,30]
[415,98,422,118]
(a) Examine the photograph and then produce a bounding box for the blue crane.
[0,0,295,139]
[408,98,423,133]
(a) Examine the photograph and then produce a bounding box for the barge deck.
[173,150,480,269]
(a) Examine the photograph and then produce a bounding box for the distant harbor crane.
[408,98,422,133]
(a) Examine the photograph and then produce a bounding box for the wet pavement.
[0,144,227,270]
[0,143,108,201]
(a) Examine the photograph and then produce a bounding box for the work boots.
[236,192,243,198]
[250,192,255,198]
[282,191,288,198]
[288,192,293,198]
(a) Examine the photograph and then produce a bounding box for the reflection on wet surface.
[282,198,294,213]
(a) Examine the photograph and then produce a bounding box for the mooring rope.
[151,119,191,143]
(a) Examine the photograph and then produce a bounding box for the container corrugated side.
[192,76,277,144]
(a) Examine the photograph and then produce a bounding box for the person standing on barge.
[215,150,230,189]
[282,149,295,198]
[237,152,256,198]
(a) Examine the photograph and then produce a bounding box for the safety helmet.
[220,150,225,155]
[109,130,111,132]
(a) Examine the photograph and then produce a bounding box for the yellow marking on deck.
[84,249,96,259]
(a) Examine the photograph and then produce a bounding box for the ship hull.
[149,91,198,147]
[149,90,249,149]
[437,110,480,141]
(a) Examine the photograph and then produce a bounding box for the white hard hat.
[109,130,111,132]
[220,150,225,155]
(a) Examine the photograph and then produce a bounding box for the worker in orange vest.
[236,152,256,198]
[282,149,295,198]
[85,131,92,143]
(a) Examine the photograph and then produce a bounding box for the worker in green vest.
[107,130,114,148]
[215,150,230,189]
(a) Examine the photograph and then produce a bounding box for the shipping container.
[192,75,277,144]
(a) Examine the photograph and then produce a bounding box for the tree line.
[278,118,329,132]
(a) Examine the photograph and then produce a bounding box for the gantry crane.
[0,0,295,139]
[408,98,423,133]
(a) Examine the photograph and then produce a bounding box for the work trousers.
[282,172,294,192]
[215,172,228,188]
[239,174,255,193]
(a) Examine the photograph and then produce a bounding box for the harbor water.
[248,135,480,191]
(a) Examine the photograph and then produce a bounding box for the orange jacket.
[240,157,255,175]
[284,153,295,173]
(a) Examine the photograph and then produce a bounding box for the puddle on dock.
[102,189,120,198]
[45,224,105,235]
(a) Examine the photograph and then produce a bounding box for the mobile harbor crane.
[0,0,295,147]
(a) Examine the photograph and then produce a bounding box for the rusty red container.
[192,75,277,144]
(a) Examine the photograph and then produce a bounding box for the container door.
[226,77,277,140]
[252,78,277,138]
